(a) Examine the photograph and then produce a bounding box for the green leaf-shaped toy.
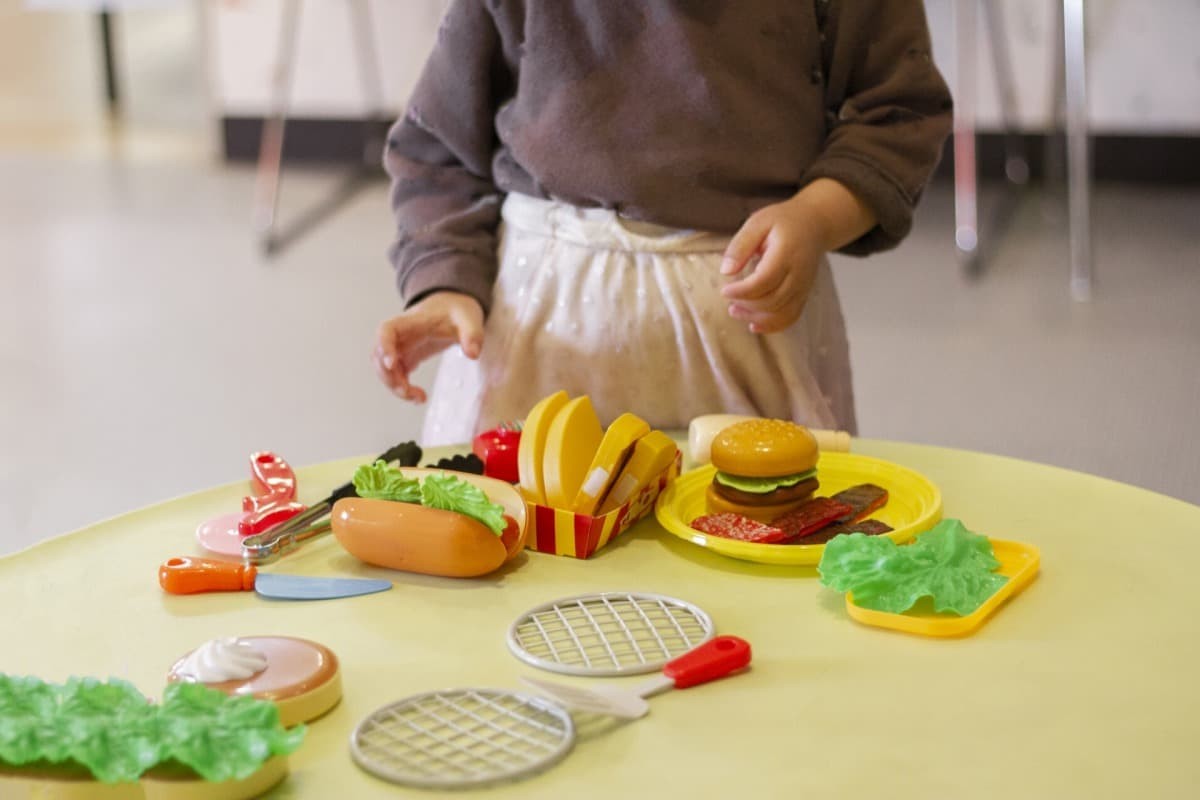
[0,674,67,766]
[818,519,1008,615]
[0,676,305,785]
[58,677,162,784]
[157,683,305,784]
[353,460,421,503]
[420,472,507,535]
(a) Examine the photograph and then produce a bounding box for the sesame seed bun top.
[710,418,819,478]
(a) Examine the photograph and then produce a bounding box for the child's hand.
[720,178,876,334]
[373,291,484,403]
[719,195,826,334]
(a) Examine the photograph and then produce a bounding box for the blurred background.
[1,0,1197,555]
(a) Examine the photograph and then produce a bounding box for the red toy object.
[473,424,522,483]
[771,497,855,542]
[238,451,307,535]
[690,512,787,544]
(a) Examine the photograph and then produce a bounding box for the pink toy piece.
[238,451,307,536]
[195,451,306,555]
[196,511,251,557]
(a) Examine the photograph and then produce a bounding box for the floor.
[2,4,1198,556]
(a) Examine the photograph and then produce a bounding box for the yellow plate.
[654,452,943,566]
[846,538,1041,637]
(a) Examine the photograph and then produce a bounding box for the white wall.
[207,0,1200,133]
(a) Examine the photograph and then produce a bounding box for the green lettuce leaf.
[714,469,815,494]
[818,519,1008,615]
[420,472,506,535]
[353,460,420,502]
[58,678,162,784]
[0,674,67,766]
[157,683,305,783]
[0,676,304,785]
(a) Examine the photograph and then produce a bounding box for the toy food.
[597,429,679,515]
[0,675,302,798]
[167,636,341,727]
[572,412,650,514]
[690,513,787,544]
[706,419,820,522]
[517,389,569,504]
[818,519,1008,615]
[333,464,527,577]
[772,497,855,541]
[688,413,852,464]
[541,395,605,509]
[829,483,888,522]
[473,424,521,482]
[785,518,893,545]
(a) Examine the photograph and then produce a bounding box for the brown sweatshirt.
[386,0,952,313]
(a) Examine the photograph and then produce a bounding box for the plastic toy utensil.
[520,635,751,719]
[158,556,391,600]
[239,451,306,535]
[195,451,305,556]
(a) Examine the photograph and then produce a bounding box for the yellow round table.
[3,440,1199,798]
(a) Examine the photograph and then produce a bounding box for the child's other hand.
[720,178,875,334]
[719,195,826,335]
[373,291,484,403]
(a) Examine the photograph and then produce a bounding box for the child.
[373,1,951,446]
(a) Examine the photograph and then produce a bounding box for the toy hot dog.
[331,464,526,578]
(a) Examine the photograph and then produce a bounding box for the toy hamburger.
[706,419,820,523]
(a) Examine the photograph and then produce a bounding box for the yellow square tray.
[845,538,1041,637]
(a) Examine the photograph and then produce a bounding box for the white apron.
[421,193,856,446]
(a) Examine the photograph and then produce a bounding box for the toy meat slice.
[771,497,855,542]
[782,518,894,546]
[690,512,787,544]
[829,483,889,523]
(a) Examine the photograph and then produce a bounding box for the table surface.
[3,440,1199,798]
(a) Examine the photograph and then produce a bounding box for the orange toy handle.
[159,556,257,595]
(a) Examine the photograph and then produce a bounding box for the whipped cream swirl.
[177,637,268,683]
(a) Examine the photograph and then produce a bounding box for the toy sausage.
[331,497,513,578]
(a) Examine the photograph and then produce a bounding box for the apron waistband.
[500,192,730,254]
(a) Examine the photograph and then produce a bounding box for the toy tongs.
[240,441,422,564]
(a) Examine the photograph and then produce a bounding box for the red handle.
[662,636,752,689]
[158,556,257,595]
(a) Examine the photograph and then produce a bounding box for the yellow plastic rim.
[845,538,1041,637]
[654,452,943,566]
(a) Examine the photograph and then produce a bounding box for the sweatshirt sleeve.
[801,0,953,256]
[384,0,513,314]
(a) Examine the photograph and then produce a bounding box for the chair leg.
[253,0,303,255]
[1062,0,1094,301]
[952,0,980,273]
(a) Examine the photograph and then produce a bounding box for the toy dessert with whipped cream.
[167,636,341,727]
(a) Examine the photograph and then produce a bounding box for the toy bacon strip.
[829,483,889,523]
[782,517,893,546]
[690,512,787,544]
[771,497,855,542]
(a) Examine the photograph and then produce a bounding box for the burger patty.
[711,476,819,506]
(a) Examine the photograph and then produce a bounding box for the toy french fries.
[517,392,679,559]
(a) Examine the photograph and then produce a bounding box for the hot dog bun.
[333,498,509,578]
[333,467,528,577]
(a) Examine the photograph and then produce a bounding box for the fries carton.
[524,454,679,559]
